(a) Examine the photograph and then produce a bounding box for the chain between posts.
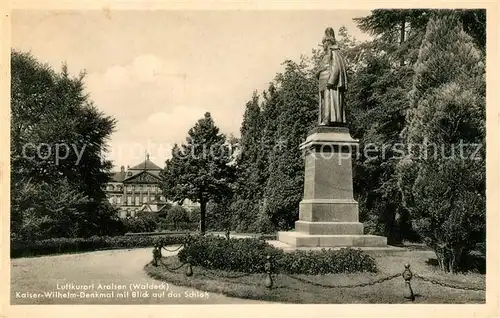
[151,240,192,276]
[283,272,402,289]
[200,270,255,280]
[158,258,186,272]
[161,244,184,253]
[151,244,485,298]
[413,273,485,291]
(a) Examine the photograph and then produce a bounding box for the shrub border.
[10,235,187,258]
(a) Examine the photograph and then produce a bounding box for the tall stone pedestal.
[278,126,388,248]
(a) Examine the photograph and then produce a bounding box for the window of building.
[127,196,132,205]
[135,196,140,206]
[143,196,148,203]
[117,197,122,204]
[127,185,133,192]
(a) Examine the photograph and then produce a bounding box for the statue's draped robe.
[318,46,348,124]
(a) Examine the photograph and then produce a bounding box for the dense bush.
[177,236,377,275]
[396,14,485,273]
[156,220,199,231]
[11,234,187,258]
[189,206,201,223]
[162,206,190,229]
[123,213,159,233]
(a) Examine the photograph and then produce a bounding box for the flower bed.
[178,236,377,274]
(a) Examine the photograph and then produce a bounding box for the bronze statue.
[316,27,348,125]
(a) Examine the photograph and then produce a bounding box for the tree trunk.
[385,206,402,245]
[435,247,459,273]
[399,15,406,66]
[434,247,449,272]
[199,197,207,236]
[453,246,465,273]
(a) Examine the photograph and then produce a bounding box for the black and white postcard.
[1,1,499,318]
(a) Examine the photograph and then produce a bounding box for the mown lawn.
[144,248,485,304]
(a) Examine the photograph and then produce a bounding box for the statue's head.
[325,27,335,39]
[322,27,336,50]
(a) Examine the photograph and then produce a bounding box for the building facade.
[105,155,198,218]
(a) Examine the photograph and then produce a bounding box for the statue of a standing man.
[316,27,348,125]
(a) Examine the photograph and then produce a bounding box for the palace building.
[104,154,198,218]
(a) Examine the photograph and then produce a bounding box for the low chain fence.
[283,272,402,289]
[149,243,486,301]
[412,273,485,292]
[161,244,184,253]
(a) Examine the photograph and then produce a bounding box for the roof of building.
[109,155,162,182]
[123,170,161,183]
[128,158,162,171]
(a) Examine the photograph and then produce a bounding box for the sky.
[12,10,372,170]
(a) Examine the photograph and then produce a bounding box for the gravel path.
[11,247,265,304]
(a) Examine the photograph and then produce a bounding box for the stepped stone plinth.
[277,126,388,248]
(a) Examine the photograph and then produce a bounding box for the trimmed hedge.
[11,235,188,258]
[125,231,191,236]
[157,221,199,231]
[178,236,377,275]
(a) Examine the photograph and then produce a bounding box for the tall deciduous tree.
[11,51,120,240]
[231,92,264,230]
[260,58,317,231]
[160,112,234,235]
[354,9,429,66]
[355,9,485,65]
[396,14,485,272]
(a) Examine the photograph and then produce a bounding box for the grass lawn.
[144,248,485,304]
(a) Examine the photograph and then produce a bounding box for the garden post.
[264,254,273,288]
[185,256,193,277]
[402,263,415,301]
[152,246,160,267]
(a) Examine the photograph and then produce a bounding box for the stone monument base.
[276,126,389,249]
[278,232,387,247]
[268,239,404,256]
